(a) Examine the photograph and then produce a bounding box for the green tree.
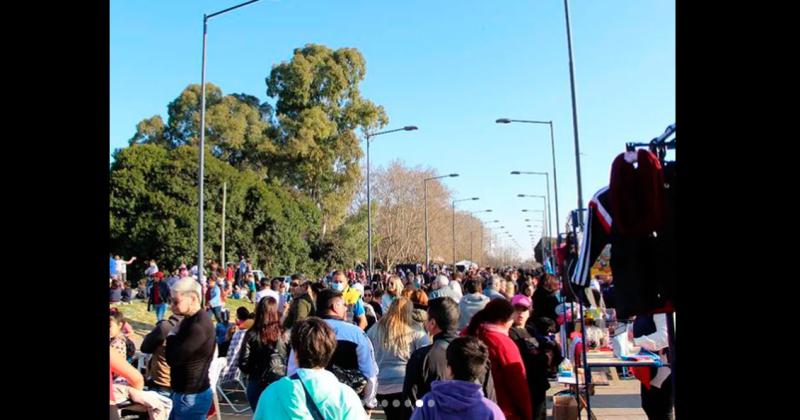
[129,83,277,175]
[110,143,321,277]
[266,44,388,237]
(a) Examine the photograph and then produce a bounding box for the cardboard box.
[552,393,579,420]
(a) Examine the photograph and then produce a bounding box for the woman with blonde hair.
[381,275,405,313]
[367,297,430,420]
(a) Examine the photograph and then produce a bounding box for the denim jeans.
[246,378,267,412]
[209,306,223,324]
[155,304,168,322]
[169,387,212,420]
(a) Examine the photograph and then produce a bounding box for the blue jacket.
[254,368,368,420]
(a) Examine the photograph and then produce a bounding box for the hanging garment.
[571,187,612,287]
[609,149,666,236]
[570,154,676,319]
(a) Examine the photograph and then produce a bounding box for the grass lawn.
[110,297,256,345]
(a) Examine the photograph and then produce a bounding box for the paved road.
[216,375,648,420]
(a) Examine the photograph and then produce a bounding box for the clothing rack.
[572,123,676,420]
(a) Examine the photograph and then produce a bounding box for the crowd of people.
[109,256,663,420]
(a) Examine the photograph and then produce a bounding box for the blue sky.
[111,0,675,260]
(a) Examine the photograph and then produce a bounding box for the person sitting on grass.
[110,280,123,303]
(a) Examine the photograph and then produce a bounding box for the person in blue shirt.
[207,277,223,324]
[110,254,118,279]
[287,288,380,411]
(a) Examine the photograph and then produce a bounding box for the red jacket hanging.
[609,149,666,236]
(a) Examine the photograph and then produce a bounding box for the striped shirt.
[571,186,612,287]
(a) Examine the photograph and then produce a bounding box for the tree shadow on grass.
[127,319,156,335]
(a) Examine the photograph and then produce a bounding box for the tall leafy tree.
[110,143,321,278]
[128,83,277,174]
[266,44,388,237]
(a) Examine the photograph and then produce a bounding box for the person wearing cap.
[428,274,461,302]
[148,271,170,322]
[509,294,551,420]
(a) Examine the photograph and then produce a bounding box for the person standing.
[382,276,405,313]
[466,299,532,420]
[483,276,507,301]
[148,272,170,322]
[140,310,184,398]
[282,280,317,331]
[238,296,289,411]
[255,278,280,305]
[628,313,673,420]
[531,274,560,327]
[254,317,368,420]
[110,254,118,280]
[410,336,505,420]
[508,295,552,420]
[238,256,248,287]
[459,279,491,331]
[331,271,367,330]
[165,277,216,420]
[206,277,224,324]
[115,255,136,285]
[404,297,496,417]
[288,288,379,411]
[428,274,461,302]
[366,297,430,420]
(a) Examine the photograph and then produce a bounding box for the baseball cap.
[511,294,532,309]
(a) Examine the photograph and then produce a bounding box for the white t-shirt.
[255,288,280,304]
[116,260,126,274]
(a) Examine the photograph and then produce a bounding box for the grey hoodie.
[458,293,491,331]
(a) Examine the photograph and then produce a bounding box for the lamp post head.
[517,194,526,197]
[471,197,479,200]
[496,118,512,124]
[485,209,492,212]
[449,173,459,177]
[403,126,418,131]
[522,209,529,212]
[510,171,521,175]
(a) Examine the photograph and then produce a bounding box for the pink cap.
[511,294,532,309]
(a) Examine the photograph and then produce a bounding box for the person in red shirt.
[465,298,533,420]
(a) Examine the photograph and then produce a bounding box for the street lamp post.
[522,209,547,264]
[365,126,418,278]
[519,194,552,266]
[468,210,492,263]
[452,197,479,268]
[198,0,261,289]
[497,119,562,240]
[563,0,586,227]
[512,171,556,244]
[480,219,500,265]
[424,173,459,269]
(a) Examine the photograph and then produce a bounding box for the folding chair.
[216,329,250,413]
[208,356,226,420]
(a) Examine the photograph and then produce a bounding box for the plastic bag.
[558,358,574,377]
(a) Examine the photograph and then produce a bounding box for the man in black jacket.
[140,312,184,397]
[403,297,496,418]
